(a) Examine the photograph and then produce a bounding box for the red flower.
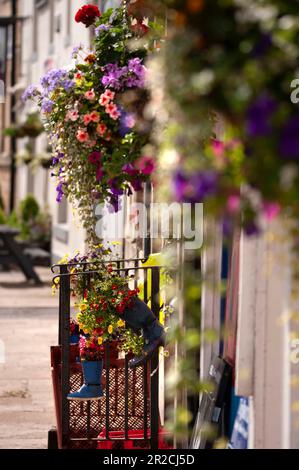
[117,304,125,314]
[107,264,113,273]
[131,20,149,37]
[75,4,101,27]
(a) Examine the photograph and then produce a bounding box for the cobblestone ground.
[0,268,58,449]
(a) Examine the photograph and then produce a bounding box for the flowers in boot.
[58,249,144,360]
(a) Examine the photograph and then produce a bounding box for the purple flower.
[101,63,127,90]
[101,59,145,91]
[126,57,146,88]
[244,221,261,236]
[122,163,138,176]
[62,79,75,93]
[41,98,54,113]
[119,111,136,136]
[128,57,145,76]
[56,182,64,203]
[52,151,64,165]
[131,179,143,192]
[71,43,84,59]
[40,68,74,94]
[22,84,38,102]
[279,115,299,160]
[173,169,218,203]
[252,33,272,58]
[246,93,277,137]
[222,217,234,237]
[108,178,124,196]
[95,24,110,36]
[108,195,122,213]
[172,171,187,201]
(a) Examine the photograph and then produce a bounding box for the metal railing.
[52,258,161,449]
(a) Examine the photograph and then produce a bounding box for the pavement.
[0,267,59,449]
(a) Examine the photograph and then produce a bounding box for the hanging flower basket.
[23,4,159,240]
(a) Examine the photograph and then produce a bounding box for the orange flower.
[85,54,96,64]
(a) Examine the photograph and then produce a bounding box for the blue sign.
[228,397,249,449]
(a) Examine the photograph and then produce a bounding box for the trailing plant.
[142,0,299,240]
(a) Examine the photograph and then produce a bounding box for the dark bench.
[0,225,42,284]
[23,247,51,266]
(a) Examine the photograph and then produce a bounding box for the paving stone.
[0,269,58,448]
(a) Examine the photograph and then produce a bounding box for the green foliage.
[0,207,7,224]
[19,194,40,223]
[4,112,44,139]
[6,195,51,243]
[7,210,19,228]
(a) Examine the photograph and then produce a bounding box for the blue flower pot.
[70,334,79,344]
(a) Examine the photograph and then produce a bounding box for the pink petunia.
[99,94,110,106]
[105,102,117,114]
[76,129,89,143]
[85,89,95,101]
[96,166,104,181]
[262,201,281,221]
[90,111,100,122]
[83,114,92,125]
[104,131,111,141]
[103,90,115,100]
[211,139,225,157]
[88,151,102,164]
[66,110,79,122]
[227,195,240,214]
[110,109,120,120]
[96,123,107,136]
[135,156,155,175]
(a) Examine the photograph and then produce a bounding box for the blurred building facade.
[0,0,22,211]
[1,0,298,451]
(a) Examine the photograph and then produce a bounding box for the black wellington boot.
[123,297,165,368]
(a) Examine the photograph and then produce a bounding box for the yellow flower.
[98,337,103,345]
[80,303,87,312]
[108,325,113,334]
[83,328,90,334]
[117,319,125,328]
